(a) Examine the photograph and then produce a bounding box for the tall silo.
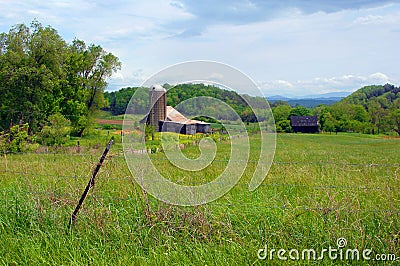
[149,85,167,131]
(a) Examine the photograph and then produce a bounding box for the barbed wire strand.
[0,192,398,215]
[2,151,400,167]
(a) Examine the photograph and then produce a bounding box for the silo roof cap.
[151,84,166,92]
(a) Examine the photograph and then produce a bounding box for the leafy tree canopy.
[0,20,121,136]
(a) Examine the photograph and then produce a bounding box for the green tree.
[276,120,292,133]
[272,105,292,123]
[271,100,290,107]
[349,104,369,122]
[0,21,121,138]
[0,21,67,132]
[65,39,121,136]
[104,87,147,115]
[388,99,400,135]
[389,109,400,135]
[367,98,386,134]
[0,123,35,153]
[321,112,336,133]
[145,124,156,141]
[289,106,311,117]
[38,113,71,146]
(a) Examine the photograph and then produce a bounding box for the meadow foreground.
[0,133,399,265]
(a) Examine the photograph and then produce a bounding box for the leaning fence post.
[68,138,114,228]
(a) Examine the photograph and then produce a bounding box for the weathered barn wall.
[196,123,211,133]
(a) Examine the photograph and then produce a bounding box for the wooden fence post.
[68,138,114,228]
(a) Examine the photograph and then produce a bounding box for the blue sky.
[1,0,400,96]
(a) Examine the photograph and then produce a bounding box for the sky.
[1,0,400,97]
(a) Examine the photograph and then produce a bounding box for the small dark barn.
[290,116,319,133]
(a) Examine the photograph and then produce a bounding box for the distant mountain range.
[266,91,353,107]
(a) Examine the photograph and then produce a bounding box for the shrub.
[276,120,292,133]
[0,123,36,153]
[38,113,71,146]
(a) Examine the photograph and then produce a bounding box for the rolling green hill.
[341,84,400,107]
[317,84,400,135]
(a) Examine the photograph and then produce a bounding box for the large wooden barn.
[145,85,211,135]
[158,106,211,134]
[290,116,319,133]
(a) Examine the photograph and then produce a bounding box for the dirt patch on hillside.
[96,119,133,125]
[382,135,400,140]
[113,130,133,135]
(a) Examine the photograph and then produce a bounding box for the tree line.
[104,83,267,122]
[106,83,400,135]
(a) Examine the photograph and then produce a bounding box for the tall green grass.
[0,133,399,265]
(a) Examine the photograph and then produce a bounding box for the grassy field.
[0,133,399,265]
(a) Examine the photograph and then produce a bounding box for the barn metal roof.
[165,106,209,125]
[290,116,318,127]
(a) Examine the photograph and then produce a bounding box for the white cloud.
[369,72,390,83]
[112,71,124,81]
[170,1,185,10]
[0,1,399,96]
[352,9,400,26]
[353,14,384,25]
[262,80,293,89]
